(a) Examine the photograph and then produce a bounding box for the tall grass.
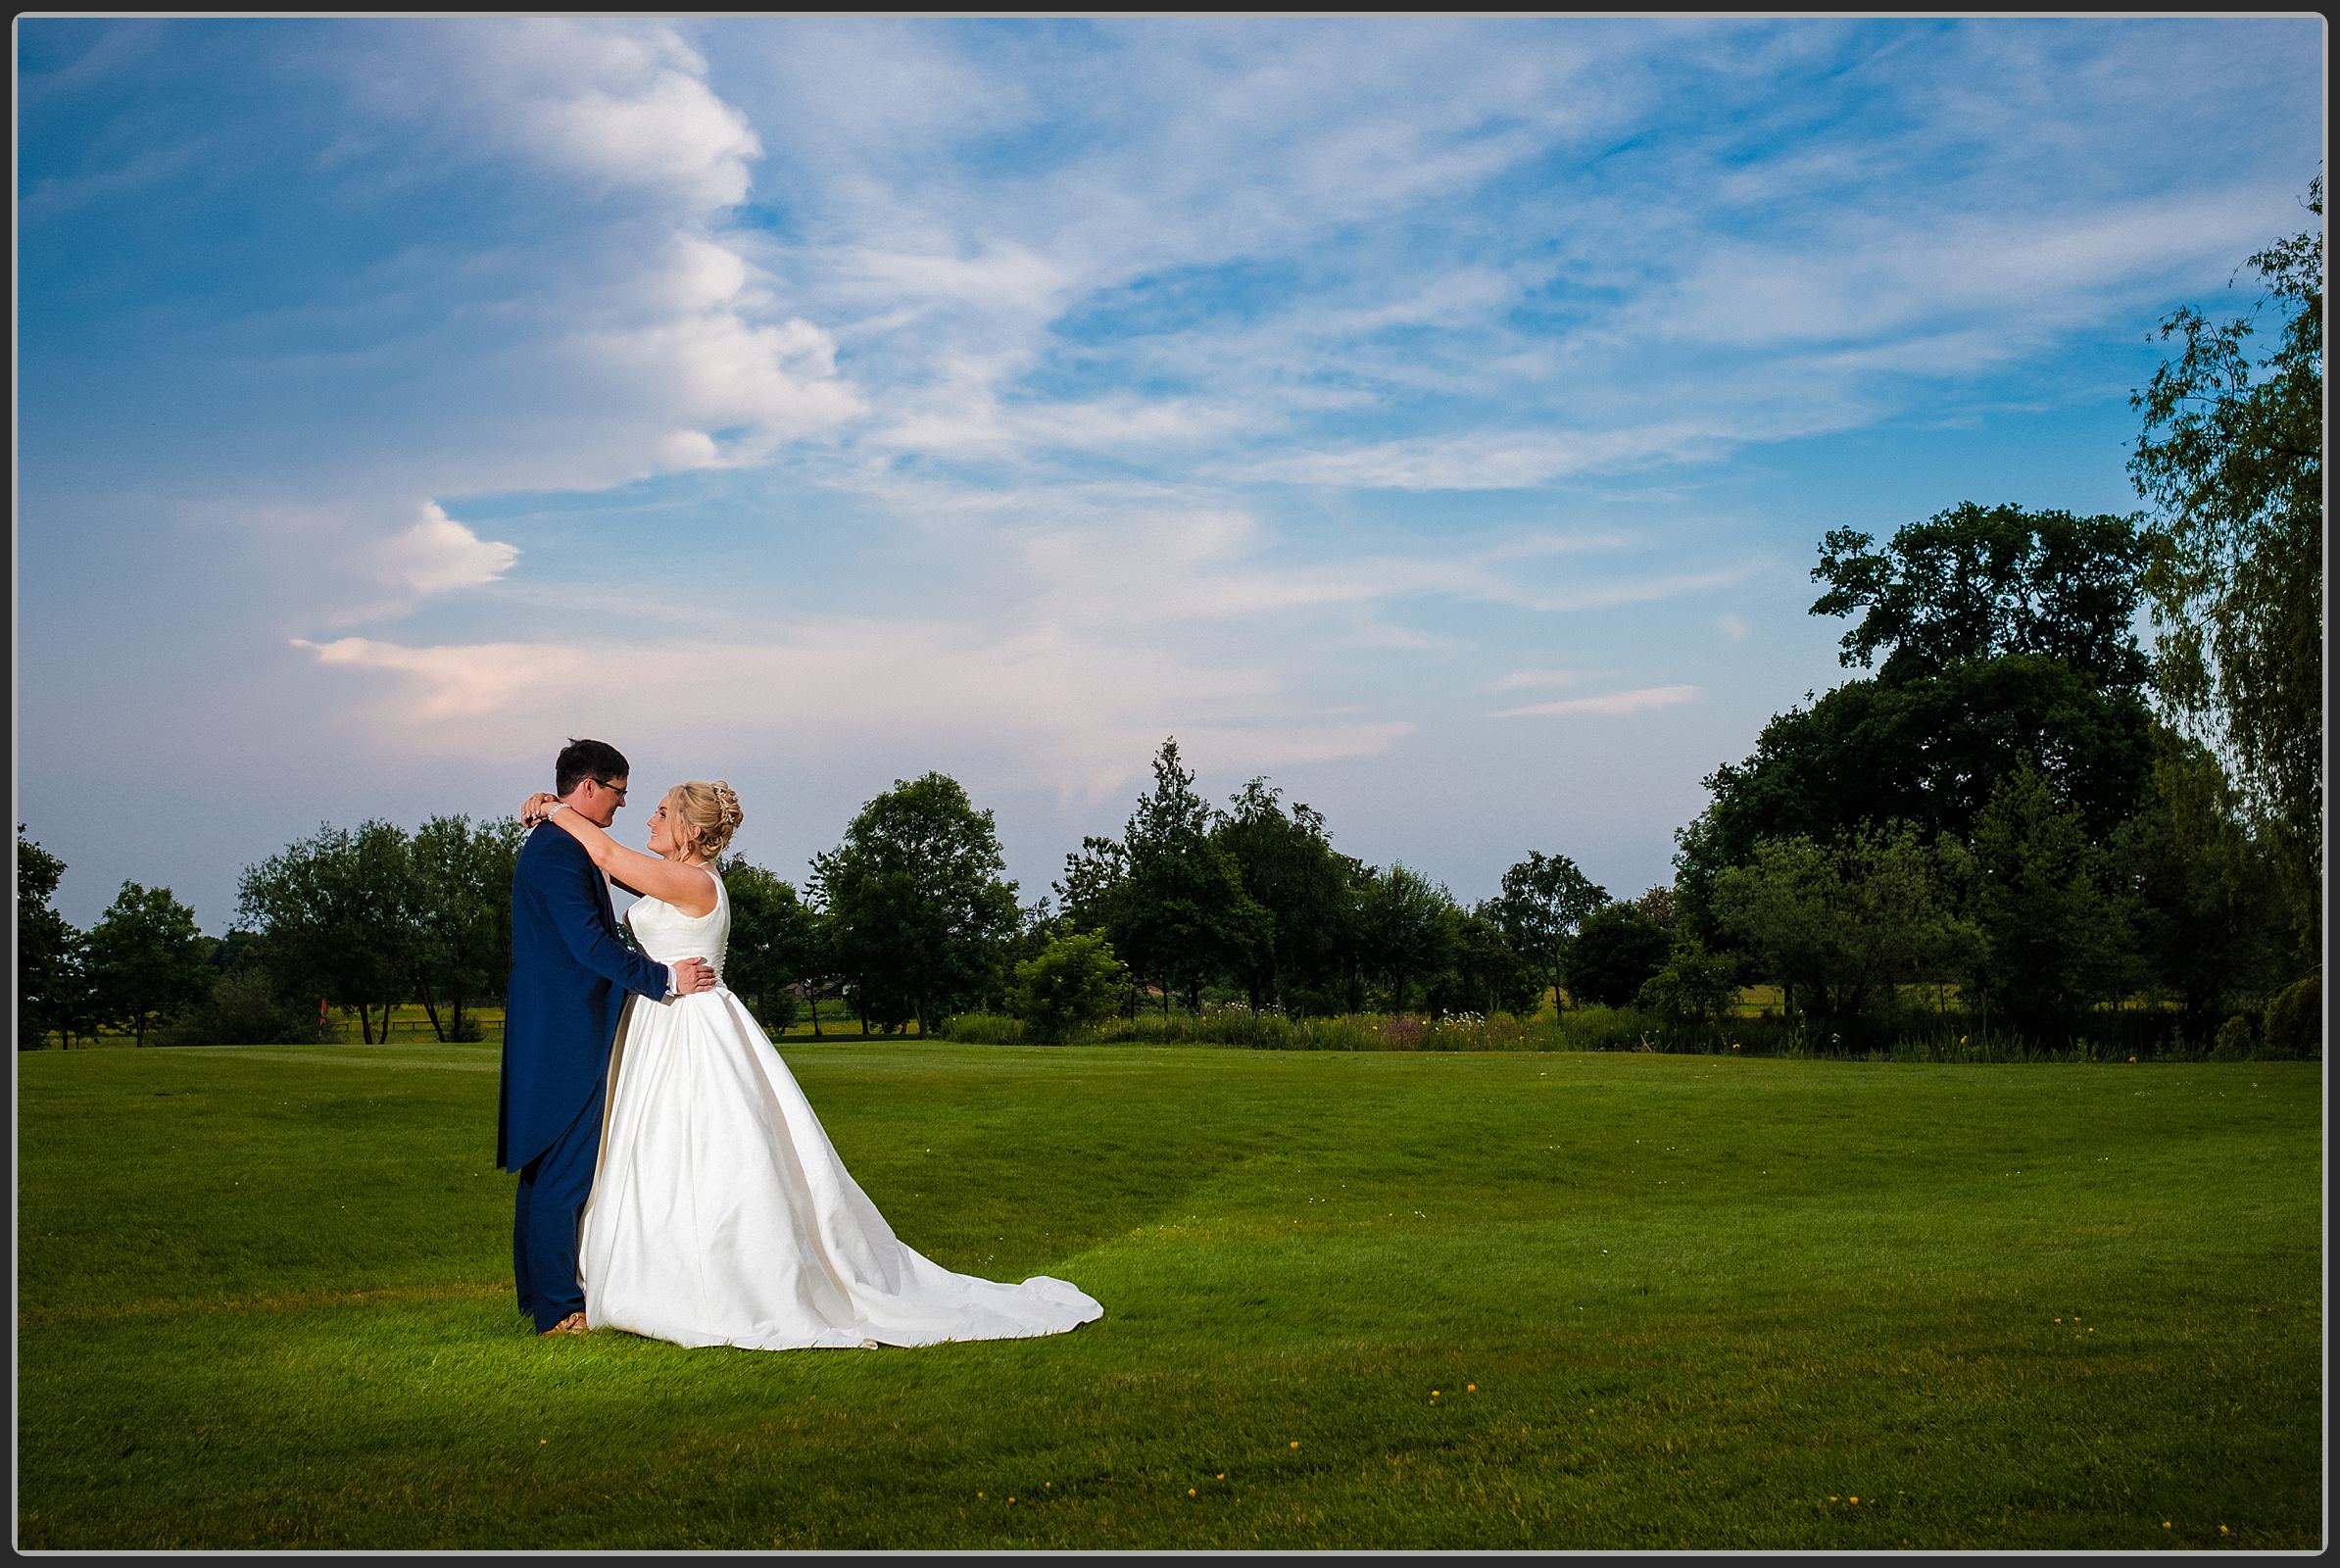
[940,1001,2271,1062]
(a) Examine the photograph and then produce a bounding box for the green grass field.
[16,1042,2323,1550]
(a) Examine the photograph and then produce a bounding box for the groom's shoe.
[541,1310,590,1336]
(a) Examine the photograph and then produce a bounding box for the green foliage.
[2130,176,2323,959]
[1010,931,1130,1043]
[1491,850,1606,1009]
[810,771,1022,1037]
[1353,862,1461,1014]
[1561,902,1671,1007]
[84,881,212,1046]
[1967,765,2135,1032]
[937,1011,1026,1045]
[157,966,329,1047]
[2261,975,2319,1059]
[2109,732,2289,1023]
[720,857,817,1029]
[1117,739,1269,1013]
[407,814,523,1042]
[16,825,91,1048]
[1636,939,1741,1027]
[1214,777,1354,1012]
[236,819,418,1043]
[1812,503,2152,692]
[1711,824,1974,1031]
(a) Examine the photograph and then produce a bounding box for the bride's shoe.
[541,1310,591,1336]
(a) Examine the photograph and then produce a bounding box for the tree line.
[15,181,2321,1056]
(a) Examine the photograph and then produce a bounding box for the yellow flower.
[1466,1383,1477,1392]
[1850,1496,1859,1504]
[1290,1441,1300,1448]
[1188,1489,1196,1496]
[2220,1526,2229,1536]
[2163,1522,2171,1530]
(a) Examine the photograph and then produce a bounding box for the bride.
[519,779,1102,1350]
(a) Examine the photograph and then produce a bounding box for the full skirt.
[578,988,1102,1349]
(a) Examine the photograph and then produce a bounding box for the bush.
[2262,975,2319,1058]
[1563,904,1672,1006]
[2211,1011,2258,1061]
[1010,932,1130,1044]
[156,969,329,1047]
[939,1012,1025,1045]
[1637,940,1741,1026]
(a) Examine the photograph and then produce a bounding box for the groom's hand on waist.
[667,956,717,995]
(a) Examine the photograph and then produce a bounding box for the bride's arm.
[519,796,717,914]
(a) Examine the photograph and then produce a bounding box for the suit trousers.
[512,1070,609,1332]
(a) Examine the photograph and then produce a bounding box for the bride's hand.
[519,791,562,826]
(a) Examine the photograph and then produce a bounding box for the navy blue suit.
[499,823,671,1331]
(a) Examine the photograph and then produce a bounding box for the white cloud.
[290,618,1413,804]
[460,19,762,212]
[1485,669,1582,692]
[375,503,519,596]
[1716,613,1750,643]
[1489,684,1702,719]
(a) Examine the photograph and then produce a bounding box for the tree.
[236,820,416,1044]
[16,826,87,1049]
[1637,940,1743,1028]
[1812,503,2153,694]
[408,814,522,1042]
[1561,902,1672,1007]
[723,857,816,1032]
[1677,655,2154,938]
[1214,777,1350,1013]
[810,772,1022,1039]
[1711,824,1974,1032]
[1966,764,2137,1034]
[2111,732,2290,1028]
[2130,176,2323,961]
[1354,862,1460,1014]
[1011,931,1130,1043]
[1492,851,1607,1010]
[1116,740,1267,1013]
[1444,902,1539,1017]
[84,881,211,1046]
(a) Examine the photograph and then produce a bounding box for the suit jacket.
[497,823,672,1172]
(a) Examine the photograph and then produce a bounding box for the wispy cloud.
[374,502,518,596]
[1489,684,1703,719]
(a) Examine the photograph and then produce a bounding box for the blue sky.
[15,15,2326,933]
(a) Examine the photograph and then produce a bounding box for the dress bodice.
[623,866,729,974]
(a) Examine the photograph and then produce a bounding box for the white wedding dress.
[578,866,1102,1349]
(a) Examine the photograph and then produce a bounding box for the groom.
[498,737,716,1336]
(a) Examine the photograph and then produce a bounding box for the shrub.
[939,1012,1025,1045]
[156,968,328,1047]
[1637,940,1741,1026]
[2262,975,2319,1058]
[2211,1012,2258,1061]
[1010,932,1130,1044]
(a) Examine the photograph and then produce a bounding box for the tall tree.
[1355,862,1460,1015]
[1118,739,1266,1013]
[16,827,87,1049]
[236,820,416,1043]
[1966,764,2136,1034]
[1711,824,1974,1031]
[1561,902,1673,1008]
[408,814,522,1042]
[722,857,816,1032]
[1493,851,1607,1011]
[1214,777,1349,1013]
[810,773,1021,1038]
[2129,176,2323,961]
[84,881,211,1046]
[1812,503,2152,693]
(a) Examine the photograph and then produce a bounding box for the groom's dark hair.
[556,738,630,796]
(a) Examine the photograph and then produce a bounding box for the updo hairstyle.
[666,779,744,862]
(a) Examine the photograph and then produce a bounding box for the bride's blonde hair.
[665,779,744,861]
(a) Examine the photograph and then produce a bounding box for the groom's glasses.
[589,779,628,804]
